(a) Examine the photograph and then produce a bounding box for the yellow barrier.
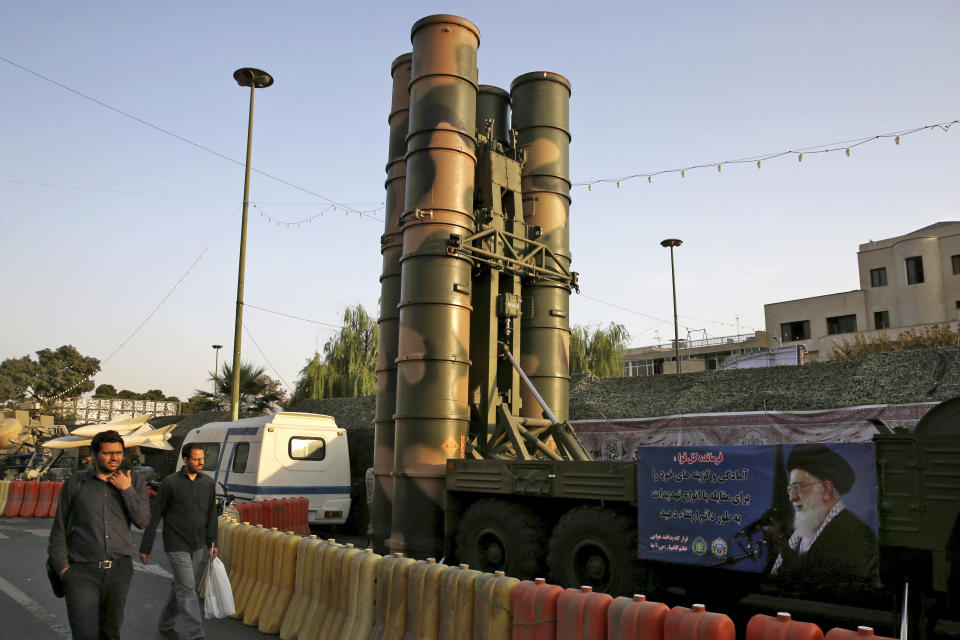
[228,522,251,602]
[474,570,519,640]
[341,548,382,640]
[404,557,447,640]
[244,527,283,626]
[319,544,362,639]
[372,552,416,640]
[0,480,11,515]
[260,530,302,634]
[300,539,340,640]
[280,534,321,640]
[234,524,267,618]
[439,563,482,640]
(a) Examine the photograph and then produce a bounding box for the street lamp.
[211,344,223,400]
[230,67,273,421]
[660,238,683,374]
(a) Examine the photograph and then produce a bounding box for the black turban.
[786,444,855,495]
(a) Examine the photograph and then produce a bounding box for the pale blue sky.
[2,2,958,400]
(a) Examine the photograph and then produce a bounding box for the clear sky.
[2,2,958,401]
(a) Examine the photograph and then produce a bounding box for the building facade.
[622,331,770,376]
[764,221,960,361]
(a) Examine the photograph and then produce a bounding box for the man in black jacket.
[140,443,218,640]
[768,443,879,597]
[48,429,151,640]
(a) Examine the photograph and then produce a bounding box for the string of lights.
[577,118,958,190]
[254,203,383,228]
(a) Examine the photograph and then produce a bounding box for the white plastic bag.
[203,557,235,619]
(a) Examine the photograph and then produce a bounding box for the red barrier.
[664,605,735,640]
[747,613,823,640]
[557,586,612,640]
[513,577,562,639]
[608,594,670,640]
[296,497,310,535]
[49,481,63,517]
[18,481,40,517]
[825,627,896,640]
[4,481,25,517]
[34,481,54,517]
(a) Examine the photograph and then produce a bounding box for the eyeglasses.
[787,480,823,496]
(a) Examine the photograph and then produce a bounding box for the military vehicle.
[358,14,960,637]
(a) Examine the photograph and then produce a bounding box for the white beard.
[793,489,831,541]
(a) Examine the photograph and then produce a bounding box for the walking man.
[139,442,218,640]
[48,429,151,640]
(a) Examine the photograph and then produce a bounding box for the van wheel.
[456,499,547,579]
[548,506,638,596]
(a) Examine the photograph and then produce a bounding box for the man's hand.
[209,547,218,559]
[107,469,132,491]
[60,567,68,576]
[139,553,150,565]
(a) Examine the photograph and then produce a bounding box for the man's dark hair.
[181,442,204,460]
[91,430,125,453]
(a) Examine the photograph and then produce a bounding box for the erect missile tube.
[372,51,412,554]
[390,14,480,557]
[477,84,511,147]
[511,72,573,425]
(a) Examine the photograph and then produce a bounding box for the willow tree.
[569,323,630,377]
[293,305,379,400]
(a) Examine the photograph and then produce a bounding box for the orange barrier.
[607,594,670,640]
[49,481,63,517]
[747,613,823,640]
[18,480,40,517]
[557,586,612,640]
[825,627,896,640]
[4,481,25,516]
[34,480,54,517]
[513,577,562,639]
[664,604,735,640]
[234,498,310,536]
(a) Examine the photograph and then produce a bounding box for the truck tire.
[548,506,638,596]
[456,498,547,578]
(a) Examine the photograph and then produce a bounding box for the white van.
[178,412,351,525]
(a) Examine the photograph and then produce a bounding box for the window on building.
[826,314,857,335]
[869,267,887,287]
[874,310,889,330]
[906,256,924,284]
[953,255,960,275]
[781,320,810,342]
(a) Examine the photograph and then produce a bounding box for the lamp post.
[660,238,683,374]
[211,344,223,400]
[230,67,273,421]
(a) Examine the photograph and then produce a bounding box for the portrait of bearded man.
[766,443,879,597]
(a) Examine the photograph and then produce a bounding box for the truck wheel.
[548,506,638,596]
[456,498,547,578]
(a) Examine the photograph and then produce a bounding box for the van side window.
[232,442,250,473]
[289,437,326,461]
[199,443,220,466]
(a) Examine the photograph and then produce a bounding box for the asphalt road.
[0,517,271,640]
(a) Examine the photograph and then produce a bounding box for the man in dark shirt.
[47,429,151,640]
[140,442,218,640]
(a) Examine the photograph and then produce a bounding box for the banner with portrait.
[636,443,879,578]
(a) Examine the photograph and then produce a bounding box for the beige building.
[622,331,770,376]
[764,221,960,361]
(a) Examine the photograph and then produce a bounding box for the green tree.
[142,389,166,401]
[292,305,378,401]
[94,384,118,398]
[197,362,286,414]
[0,345,100,406]
[117,389,140,399]
[569,323,630,377]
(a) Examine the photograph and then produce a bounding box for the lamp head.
[660,238,683,248]
[233,68,273,89]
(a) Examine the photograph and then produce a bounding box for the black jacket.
[139,468,217,554]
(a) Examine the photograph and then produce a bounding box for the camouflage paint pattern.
[511,71,573,423]
[372,51,412,554]
[477,85,511,148]
[390,14,480,557]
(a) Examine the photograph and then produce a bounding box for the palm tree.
[196,362,286,415]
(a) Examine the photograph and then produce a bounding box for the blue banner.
[637,443,878,577]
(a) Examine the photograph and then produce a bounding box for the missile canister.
[373,51,413,554]
[477,85,511,148]
[391,14,480,557]
[510,71,573,425]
